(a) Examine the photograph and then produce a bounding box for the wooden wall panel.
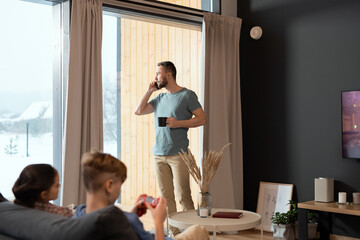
[141,22,150,197]
[147,22,157,199]
[120,0,202,207]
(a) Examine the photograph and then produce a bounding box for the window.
[0,0,69,203]
[102,1,202,205]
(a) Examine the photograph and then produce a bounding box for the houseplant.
[178,143,231,217]
[271,203,297,240]
[276,200,318,240]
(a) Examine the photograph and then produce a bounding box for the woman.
[12,164,72,217]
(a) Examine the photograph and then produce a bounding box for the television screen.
[342,90,360,158]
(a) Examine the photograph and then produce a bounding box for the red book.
[212,212,243,219]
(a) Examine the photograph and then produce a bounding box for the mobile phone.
[154,82,160,89]
[138,195,159,208]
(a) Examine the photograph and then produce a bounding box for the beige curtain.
[202,12,243,209]
[62,0,103,206]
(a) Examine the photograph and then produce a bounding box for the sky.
[0,0,117,116]
[0,1,53,114]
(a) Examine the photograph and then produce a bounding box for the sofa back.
[0,201,139,240]
[0,193,7,202]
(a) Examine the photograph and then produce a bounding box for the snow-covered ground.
[0,133,53,200]
[0,95,118,200]
[0,132,118,201]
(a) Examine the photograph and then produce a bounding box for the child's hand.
[146,196,167,224]
[130,201,143,213]
[131,194,147,216]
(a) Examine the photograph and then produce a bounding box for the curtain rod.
[103,0,204,26]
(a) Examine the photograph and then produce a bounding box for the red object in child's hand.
[136,194,160,217]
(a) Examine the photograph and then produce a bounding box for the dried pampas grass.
[179,143,231,193]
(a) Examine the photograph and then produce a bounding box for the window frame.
[52,0,70,205]
[2,0,70,204]
[101,3,204,205]
[102,0,220,27]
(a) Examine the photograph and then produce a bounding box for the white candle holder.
[338,192,347,204]
[353,192,360,205]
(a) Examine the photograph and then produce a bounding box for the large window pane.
[0,0,68,202]
[102,9,201,206]
[103,15,120,156]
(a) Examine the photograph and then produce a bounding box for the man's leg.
[168,155,195,211]
[154,155,176,214]
[154,155,179,235]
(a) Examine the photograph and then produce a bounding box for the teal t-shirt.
[149,88,202,155]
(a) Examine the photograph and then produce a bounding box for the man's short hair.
[81,150,127,192]
[157,61,176,80]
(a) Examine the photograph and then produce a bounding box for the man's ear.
[104,179,113,193]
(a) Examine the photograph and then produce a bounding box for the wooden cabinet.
[298,201,360,240]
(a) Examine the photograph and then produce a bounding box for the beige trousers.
[154,155,194,216]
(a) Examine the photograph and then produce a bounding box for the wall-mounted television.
[342,90,360,158]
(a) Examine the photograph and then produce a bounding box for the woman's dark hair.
[12,164,57,208]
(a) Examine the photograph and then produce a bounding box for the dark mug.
[158,117,167,127]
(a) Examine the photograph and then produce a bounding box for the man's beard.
[158,76,168,89]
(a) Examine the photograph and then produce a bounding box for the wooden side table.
[298,201,360,240]
[168,208,262,240]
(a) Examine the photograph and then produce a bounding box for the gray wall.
[221,0,237,17]
[238,0,360,237]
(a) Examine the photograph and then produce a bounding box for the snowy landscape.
[0,101,118,200]
[0,2,118,201]
[0,102,53,200]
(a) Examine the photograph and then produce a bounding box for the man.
[73,151,170,240]
[135,61,206,234]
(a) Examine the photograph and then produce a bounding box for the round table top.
[168,208,261,232]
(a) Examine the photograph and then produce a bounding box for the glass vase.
[197,192,211,217]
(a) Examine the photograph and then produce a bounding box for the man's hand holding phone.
[149,80,159,91]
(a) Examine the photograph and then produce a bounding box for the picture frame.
[256,181,294,232]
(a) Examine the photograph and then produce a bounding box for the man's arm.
[134,81,157,115]
[166,107,206,128]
